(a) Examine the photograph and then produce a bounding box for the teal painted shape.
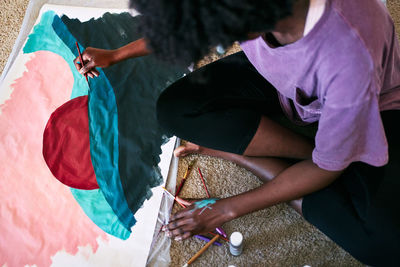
[85,72,137,230]
[70,188,131,240]
[191,199,218,214]
[23,10,88,99]
[194,198,218,210]
[51,15,136,231]
[25,11,132,239]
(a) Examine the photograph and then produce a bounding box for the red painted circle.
[43,95,98,189]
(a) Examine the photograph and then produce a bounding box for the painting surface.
[0,5,184,267]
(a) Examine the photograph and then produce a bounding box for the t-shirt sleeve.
[312,92,388,171]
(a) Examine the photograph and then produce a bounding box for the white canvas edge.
[0,0,133,86]
[0,4,173,266]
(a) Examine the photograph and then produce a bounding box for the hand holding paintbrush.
[75,42,92,90]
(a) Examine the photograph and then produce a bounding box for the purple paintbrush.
[194,235,222,246]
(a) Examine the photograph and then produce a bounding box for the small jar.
[229,232,243,256]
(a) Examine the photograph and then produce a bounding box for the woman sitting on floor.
[75,0,400,265]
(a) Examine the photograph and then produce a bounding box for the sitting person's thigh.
[156,51,281,153]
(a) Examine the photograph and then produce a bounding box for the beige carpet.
[0,0,30,75]
[171,2,400,266]
[1,1,399,266]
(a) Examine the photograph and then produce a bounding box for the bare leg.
[175,142,304,215]
[174,115,315,215]
[244,116,314,159]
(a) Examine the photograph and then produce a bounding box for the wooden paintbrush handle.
[186,234,220,265]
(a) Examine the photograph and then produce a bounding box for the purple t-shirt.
[240,0,400,171]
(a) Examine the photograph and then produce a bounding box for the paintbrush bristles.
[183,161,195,179]
[161,186,187,208]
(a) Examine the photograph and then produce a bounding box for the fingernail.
[175,236,182,241]
[161,225,166,232]
[166,231,171,237]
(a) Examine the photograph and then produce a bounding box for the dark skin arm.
[166,159,343,240]
[73,38,151,77]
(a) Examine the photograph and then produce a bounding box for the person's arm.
[165,159,343,240]
[224,159,342,217]
[74,38,151,78]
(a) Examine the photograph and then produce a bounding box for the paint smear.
[0,51,106,267]
[23,10,89,99]
[22,10,130,239]
[61,12,188,217]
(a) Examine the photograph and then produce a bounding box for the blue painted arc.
[25,10,134,239]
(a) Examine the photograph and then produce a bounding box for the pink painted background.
[0,51,106,267]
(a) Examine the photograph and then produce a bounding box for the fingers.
[79,60,96,76]
[85,69,99,78]
[164,210,196,240]
[178,231,192,241]
[165,228,191,241]
[73,57,82,72]
[164,218,194,240]
[74,56,99,79]
[91,69,100,77]
[169,208,192,222]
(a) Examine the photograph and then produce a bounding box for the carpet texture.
[170,2,400,266]
[0,0,30,75]
[1,1,399,266]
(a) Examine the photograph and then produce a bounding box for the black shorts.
[302,109,400,266]
[156,51,400,266]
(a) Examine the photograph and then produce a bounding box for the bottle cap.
[230,232,243,246]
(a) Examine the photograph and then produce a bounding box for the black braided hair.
[130,0,294,65]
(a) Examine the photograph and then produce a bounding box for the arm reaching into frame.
[73,38,151,78]
[165,159,343,240]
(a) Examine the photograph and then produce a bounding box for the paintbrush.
[194,234,222,246]
[197,167,210,198]
[162,186,191,207]
[75,41,91,90]
[197,167,226,238]
[209,231,229,242]
[182,234,220,266]
[175,160,195,197]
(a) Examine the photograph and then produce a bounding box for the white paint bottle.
[229,232,243,256]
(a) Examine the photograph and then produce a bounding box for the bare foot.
[174,142,202,157]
